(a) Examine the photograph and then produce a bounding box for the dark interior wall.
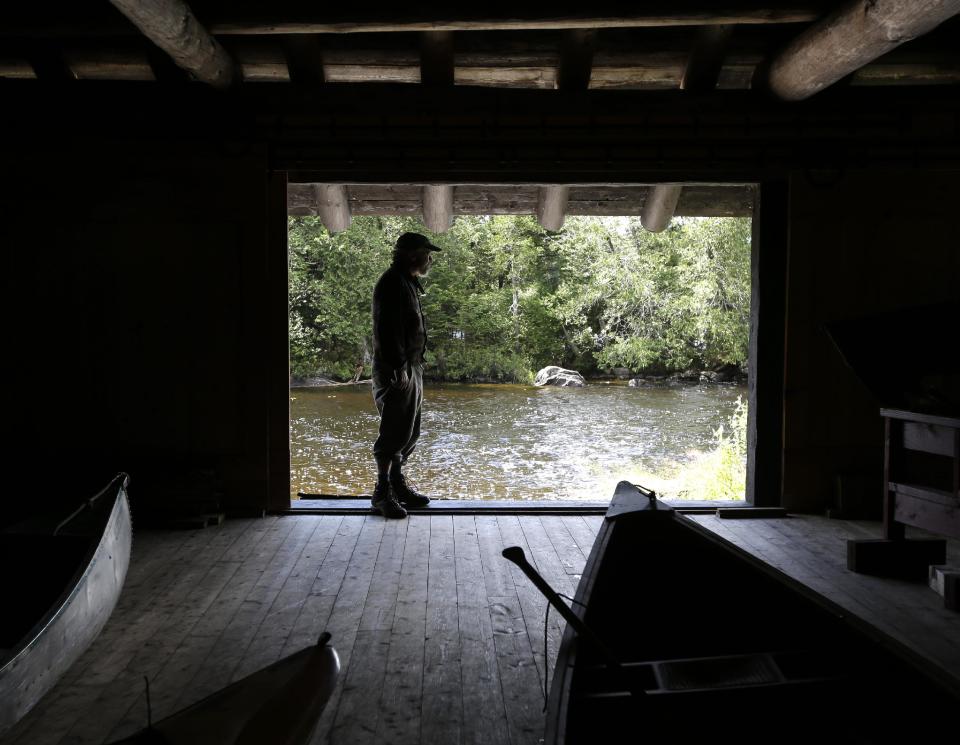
[0,140,280,521]
[782,170,960,513]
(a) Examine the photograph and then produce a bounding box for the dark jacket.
[372,263,427,374]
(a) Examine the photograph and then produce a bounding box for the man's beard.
[413,257,431,276]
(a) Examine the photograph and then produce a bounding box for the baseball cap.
[395,232,442,253]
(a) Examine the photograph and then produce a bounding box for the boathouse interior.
[1,3,959,744]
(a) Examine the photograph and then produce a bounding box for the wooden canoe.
[543,481,960,744]
[108,632,340,744]
[0,472,132,735]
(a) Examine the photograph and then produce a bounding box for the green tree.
[287,214,751,382]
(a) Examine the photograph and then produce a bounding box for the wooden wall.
[0,140,284,521]
[781,170,960,513]
[1,81,958,520]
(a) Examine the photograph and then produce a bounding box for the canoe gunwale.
[0,472,132,734]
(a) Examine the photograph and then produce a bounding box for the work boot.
[390,471,430,508]
[371,479,407,519]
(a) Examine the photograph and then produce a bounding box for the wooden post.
[108,0,235,88]
[767,0,960,101]
[422,185,454,232]
[641,184,683,232]
[313,184,351,233]
[746,180,789,507]
[268,171,291,511]
[537,186,569,231]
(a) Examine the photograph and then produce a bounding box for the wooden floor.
[4,512,959,745]
[3,514,600,745]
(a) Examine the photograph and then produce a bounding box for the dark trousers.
[372,362,423,465]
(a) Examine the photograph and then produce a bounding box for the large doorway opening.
[286,183,756,505]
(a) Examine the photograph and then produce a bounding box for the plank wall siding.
[4,514,959,745]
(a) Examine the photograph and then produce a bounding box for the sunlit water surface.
[291,382,746,501]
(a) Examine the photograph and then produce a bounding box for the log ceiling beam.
[766,0,960,101]
[646,25,734,231]
[537,186,570,231]
[420,31,454,87]
[641,183,683,232]
[283,34,325,85]
[209,9,821,35]
[313,184,352,232]
[681,24,735,90]
[557,29,597,90]
[107,0,235,88]
[422,185,454,231]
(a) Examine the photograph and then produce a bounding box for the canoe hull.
[545,482,960,744]
[0,475,132,735]
[108,635,340,744]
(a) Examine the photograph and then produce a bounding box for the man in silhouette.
[370,232,440,518]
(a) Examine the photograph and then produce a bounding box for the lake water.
[290,381,747,501]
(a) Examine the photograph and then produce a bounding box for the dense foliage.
[289,214,751,382]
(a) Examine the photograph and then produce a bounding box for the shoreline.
[290,375,747,388]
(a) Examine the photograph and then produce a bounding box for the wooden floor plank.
[283,516,365,657]
[486,594,545,745]
[492,516,550,745]
[106,517,320,741]
[474,515,515,598]
[227,516,343,677]
[510,515,577,692]
[317,515,388,743]
[54,518,264,745]
[374,516,430,745]
[582,515,603,536]
[419,516,462,745]
[157,517,307,712]
[7,524,200,743]
[104,520,281,729]
[454,516,511,745]
[558,515,599,563]
[538,516,587,575]
[359,518,409,632]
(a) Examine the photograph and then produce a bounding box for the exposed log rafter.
[108,0,236,88]
[557,29,596,90]
[420,31,454,86]
[422,185,454,232]
[283,34,325,85]
[766,0,960,101]
[537,186,570,231]
[641,184,684,232]
[313,184,352,233]
[646,24,734,231]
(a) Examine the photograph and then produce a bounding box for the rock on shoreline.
[534,366,586,387]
